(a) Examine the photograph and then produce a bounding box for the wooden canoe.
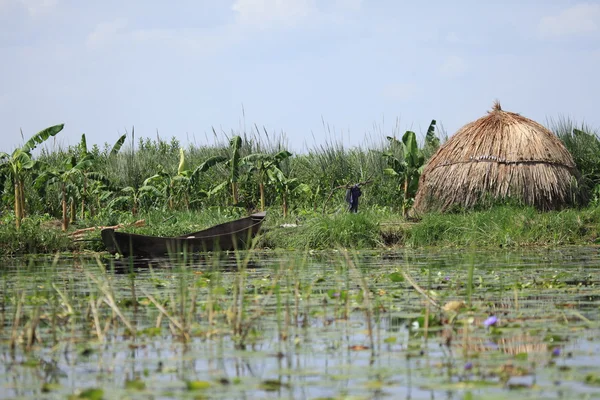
[101,212,266,257]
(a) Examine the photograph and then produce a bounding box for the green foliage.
[422,119,440,159]
[1,121,450,223]
[383,121,439,216]
[0,214,71,255]
[405,205,600,247]
[552,117,600,202]
[21,124,65,153]
[5,116,599,252]
[1,124,64,228]
[69,388,104,400]
[267,211,382,249]
[110,133,127,157]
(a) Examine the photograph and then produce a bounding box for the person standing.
[345,184,362,213]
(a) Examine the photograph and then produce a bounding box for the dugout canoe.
[101,212,266,257]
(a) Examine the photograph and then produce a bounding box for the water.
[1,247,600,399]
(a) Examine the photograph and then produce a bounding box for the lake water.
[1,247,600,399]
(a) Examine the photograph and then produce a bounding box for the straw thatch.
[413,101,584,213]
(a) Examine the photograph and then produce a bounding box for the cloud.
[538,3,600,38]
[231,0,317,28]
[85,18,239,57]
[439,55,467,78]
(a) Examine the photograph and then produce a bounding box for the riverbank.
[1,205,599,256]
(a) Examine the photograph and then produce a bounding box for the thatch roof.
[413,101,583,213]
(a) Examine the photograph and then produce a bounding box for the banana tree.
[77,132,126,219]
[243,150,292,211]
[229,136,243,205]
[210,135,245,205]
[88,180,115,217]
[190,136,246,205]
[267,166,310,217]
[421,120,440,159]
[0,124,64,228]
[383,131,424,217]
[166,148,191,210]
[35,155,93,231]
[152,148,203,210]
[382,120,439,217]
[112,175,163,216]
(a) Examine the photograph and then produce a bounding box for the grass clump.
[404,205,600,247]
[0,214,71,256]
[266,210,382,249]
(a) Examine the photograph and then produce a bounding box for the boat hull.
[101,212,266,258]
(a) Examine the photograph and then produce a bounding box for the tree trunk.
[232,182,238,205]
[14,181,21,229]
[283,191,288,218]
[19,180,26,218]
[402,175,409,218]
[81,176,87,219]
[70,197,76,224]
[259,182,265,211]
[61,183,68,232]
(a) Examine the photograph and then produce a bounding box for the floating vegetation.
[0,247,599,399]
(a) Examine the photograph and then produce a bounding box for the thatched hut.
[413,101,583,213]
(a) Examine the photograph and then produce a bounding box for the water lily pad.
[41,382,62,392]
[69,388,104,400]
[388,272,404,283]
[260,379,290,391]
[125,378,146,390]
[584,373,600,386]
[186,380,211,391]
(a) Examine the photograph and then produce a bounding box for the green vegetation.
[550,117,600,200]
[0,124,64,229]
[1,248,599,398]
[382,120,438,216]
[1,119,600,255]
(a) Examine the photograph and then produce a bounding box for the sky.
[1,0,599,154]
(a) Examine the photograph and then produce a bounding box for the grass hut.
[413,101,583,213]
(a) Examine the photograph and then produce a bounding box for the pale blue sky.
[1,0,599,153]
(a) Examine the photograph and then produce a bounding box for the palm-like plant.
[268,166,310,217]
[243,150,292,211]
[160,148,190,210]
[229,136,243,205]
[0,124,64,228]
[35,155,93,231]
[77,132,126,219]
[111,175,163,216]
[383,120,439,217]
[88,180,114,216]
[191,136,247,205]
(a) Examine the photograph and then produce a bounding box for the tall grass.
[550,116,600,201]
